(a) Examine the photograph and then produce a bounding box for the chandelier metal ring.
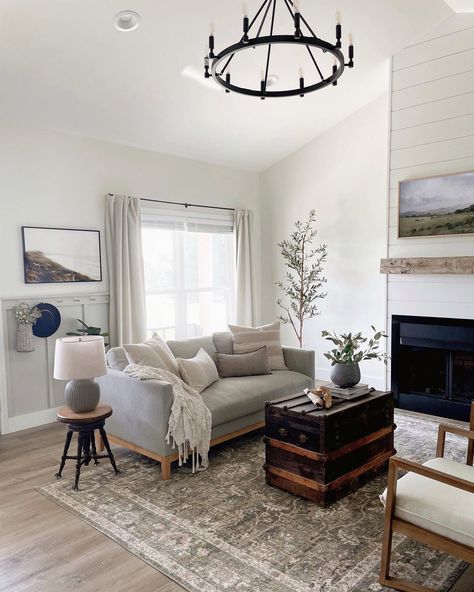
[204,0,354,99]
[211,36,345,98]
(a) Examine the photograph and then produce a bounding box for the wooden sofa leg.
[161,459,171,480]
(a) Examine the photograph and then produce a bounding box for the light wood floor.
[0,422,184,592]
[0,423,472,592]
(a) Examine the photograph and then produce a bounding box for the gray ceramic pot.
[330,363,361,388]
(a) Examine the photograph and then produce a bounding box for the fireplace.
[391,315,474,421]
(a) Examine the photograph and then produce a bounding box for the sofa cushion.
[212,331,233,355]
[167,336,217,361]
[216,347,271,378]
[228,322,288,371]
[380,457,474,548]
[106,346,129,371]
[177,348,219,393]
[123,335,179,376]
[201,370,312,427]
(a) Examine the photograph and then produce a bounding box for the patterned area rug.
[39,412,469,592]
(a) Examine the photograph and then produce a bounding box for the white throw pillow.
[177,348,219,393]
[123,335,179,376]
[228,321,288,371]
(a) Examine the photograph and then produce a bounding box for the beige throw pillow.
[228,322,288,371]
[216,347,271,378]
[123,335,179,376]
[177,348,219,393]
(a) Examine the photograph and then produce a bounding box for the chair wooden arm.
[389,456,474,494]
[436,423,474,465]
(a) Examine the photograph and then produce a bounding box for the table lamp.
[54,336,107,412]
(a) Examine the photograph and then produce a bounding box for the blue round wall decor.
[32,303,61,338]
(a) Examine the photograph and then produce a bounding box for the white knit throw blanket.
[123,364,212,473]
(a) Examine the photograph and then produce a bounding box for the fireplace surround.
[391,315,474,421]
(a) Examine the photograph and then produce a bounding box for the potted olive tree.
[322,327,389,388]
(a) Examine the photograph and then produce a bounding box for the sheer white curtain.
[235,209,257,326]
[141,203,236,339]
[105,194,147,346]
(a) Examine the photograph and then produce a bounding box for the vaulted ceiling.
[0,1,456,171]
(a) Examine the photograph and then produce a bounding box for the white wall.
[0,121,261,299]
[0,122,260,433]
[260,93,390,390]
[387,13,474,385]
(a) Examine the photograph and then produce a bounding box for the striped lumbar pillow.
[228,322,288,371]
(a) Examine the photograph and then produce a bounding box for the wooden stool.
[55,405,120,490]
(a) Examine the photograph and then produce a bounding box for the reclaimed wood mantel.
[380,256,474,275]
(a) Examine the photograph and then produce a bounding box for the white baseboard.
[4,407,60,434]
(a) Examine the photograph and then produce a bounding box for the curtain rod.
[107,193,235,212]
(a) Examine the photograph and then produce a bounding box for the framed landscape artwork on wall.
[398,171,474,238]
[22,226,102,283]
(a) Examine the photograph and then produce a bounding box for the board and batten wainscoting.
[0,293,109,434]
[386,13,474,388]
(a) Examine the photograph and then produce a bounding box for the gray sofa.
[97,331,314,479]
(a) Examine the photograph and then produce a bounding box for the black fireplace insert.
[391,315,474,421]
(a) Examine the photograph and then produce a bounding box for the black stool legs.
[55,421,119,490]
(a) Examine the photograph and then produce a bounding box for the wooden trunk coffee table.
[264,390,395,505]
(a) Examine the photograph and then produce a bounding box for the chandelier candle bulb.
[348,38,354,67]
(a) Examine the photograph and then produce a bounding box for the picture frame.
[21,226,102,284]
[398,170,474,239]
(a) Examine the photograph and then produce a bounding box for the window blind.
[141,203,234,234]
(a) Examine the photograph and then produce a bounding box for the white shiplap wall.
[387,13,474,386]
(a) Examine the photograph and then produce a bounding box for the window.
[141,204,235,340]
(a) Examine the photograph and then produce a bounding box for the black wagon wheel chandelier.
[204,0,354,99]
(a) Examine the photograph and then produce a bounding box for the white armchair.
[379,403,474,592]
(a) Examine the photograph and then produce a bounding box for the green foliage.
[67,319,109,346]
[276,210,327,347]
[322,326,390,366]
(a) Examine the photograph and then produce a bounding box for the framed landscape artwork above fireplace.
[21,226,102,283]
[398,170,474,238]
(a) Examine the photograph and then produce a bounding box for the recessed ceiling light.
[114,10,140,32]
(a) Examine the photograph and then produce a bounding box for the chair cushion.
[228,321,288,371]
[381,457,474,548]
[177,348,219,393]
[167,336,217,361]
[201,370,312,427]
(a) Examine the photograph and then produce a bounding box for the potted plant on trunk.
[322,327,389,388]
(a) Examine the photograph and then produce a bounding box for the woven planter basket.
[17,323,34,352]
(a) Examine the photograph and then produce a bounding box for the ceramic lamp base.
[65,379,100,413]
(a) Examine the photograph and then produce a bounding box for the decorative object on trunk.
[32,303,62,338]
[304,386,332,409]
[276,210,327,348]
[67,319,109,348]
[398,170,474,238]
[13,302,42,352]
[21,226,102,283]
[322,327,389,388]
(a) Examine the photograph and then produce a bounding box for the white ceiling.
[0,0,455,172]
[444,0,474,12]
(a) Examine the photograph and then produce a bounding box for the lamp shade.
[54,336,107,380]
